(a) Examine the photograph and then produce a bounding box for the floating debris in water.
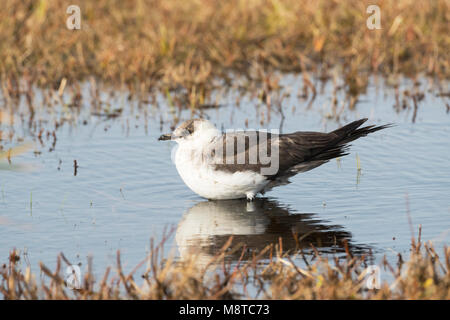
[73,160,79,176]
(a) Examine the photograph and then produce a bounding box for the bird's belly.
[175,157,268,200]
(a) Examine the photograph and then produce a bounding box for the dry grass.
[2,230,449,300]
[0,0,449,107]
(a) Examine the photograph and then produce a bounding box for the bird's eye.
[186,125,195,135]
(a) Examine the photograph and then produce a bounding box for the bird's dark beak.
[158,133,172,141]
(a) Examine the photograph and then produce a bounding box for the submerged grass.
[1,230,449,300]
[0,0,449,104]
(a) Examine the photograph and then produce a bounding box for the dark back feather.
[212,119,392,180]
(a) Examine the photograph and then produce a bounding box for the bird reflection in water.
[176,198,371,265]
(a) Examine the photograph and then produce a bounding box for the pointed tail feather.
[310,119,393,162]
[332,119,394,145]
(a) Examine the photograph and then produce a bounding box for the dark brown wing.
[274,118,392,179]
[211,119,391,180]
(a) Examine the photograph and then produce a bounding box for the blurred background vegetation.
[0,0,448,97]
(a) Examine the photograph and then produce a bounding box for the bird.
[159,118,391,201]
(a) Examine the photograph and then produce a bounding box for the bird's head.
[158,119,219,144]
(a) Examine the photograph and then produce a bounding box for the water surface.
[1,75,449,281]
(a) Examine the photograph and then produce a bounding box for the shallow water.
[1,75,449,282]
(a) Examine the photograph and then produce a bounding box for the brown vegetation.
[2,230,449,300]
[1,0,449,106]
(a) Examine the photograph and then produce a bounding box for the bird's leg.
[246,192,255,201]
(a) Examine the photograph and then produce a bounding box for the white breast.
[174,144,269,200]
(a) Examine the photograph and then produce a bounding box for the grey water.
[1,75,449,283]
